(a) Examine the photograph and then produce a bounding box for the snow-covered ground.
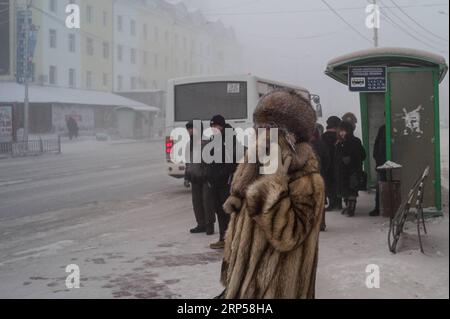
[0,138,448,299]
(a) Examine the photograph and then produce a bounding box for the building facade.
[0,0,242,137]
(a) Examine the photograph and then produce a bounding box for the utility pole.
[23,0,32,142]
[373,0,379,47]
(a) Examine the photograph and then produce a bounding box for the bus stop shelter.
[325,47,448,215]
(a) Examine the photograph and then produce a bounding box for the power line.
[378,0,447,52]
[204,3,449,16]
[320,0,372,44]
[390,0,448,43]
[379,0,446,46]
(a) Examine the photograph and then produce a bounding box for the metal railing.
[0,136,61,157]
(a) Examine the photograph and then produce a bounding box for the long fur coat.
[221,140,325,299]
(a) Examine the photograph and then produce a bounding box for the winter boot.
[190,225,206,234]
[320,214,327,232]
[369,209,380,217]
[347,200,356,217]
[210,240,225,249]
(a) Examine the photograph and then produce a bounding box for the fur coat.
[221,140,325,299]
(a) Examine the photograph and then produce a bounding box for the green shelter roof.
[325,47,448,85]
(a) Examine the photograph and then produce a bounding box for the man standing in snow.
[204,115,239,249]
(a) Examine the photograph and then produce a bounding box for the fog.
[170,0,449,126]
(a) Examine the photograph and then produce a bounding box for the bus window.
[174,81,248,122]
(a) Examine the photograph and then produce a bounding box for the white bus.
[165,74,311,178]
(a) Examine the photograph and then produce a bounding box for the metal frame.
[386,67,441,214]
[358,66,442,214]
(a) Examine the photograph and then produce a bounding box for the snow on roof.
[325,47,448,84]
[327,47,447,68]
[0,82,159,112]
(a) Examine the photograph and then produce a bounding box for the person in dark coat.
[204,115,239,249]
[321,116,342,211]
[370,124,386,217]
[335,121,366,217]
[311,124,330,231]
[66,116,79,140]
[185,120,214,234]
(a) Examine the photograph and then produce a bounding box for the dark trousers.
[204,184,230,240]
[191,181,211,228]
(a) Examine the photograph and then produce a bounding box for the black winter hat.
[210,115,226,128]
[326,116,341,129]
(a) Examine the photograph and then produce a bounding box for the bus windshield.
[174,81,248,122]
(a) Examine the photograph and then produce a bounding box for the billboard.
[0,0,10,75]
[0,106,13,142]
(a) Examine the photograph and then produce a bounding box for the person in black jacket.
[311,124,330,231]
[335,121,366,217]
[370,124,386,217]
[322,116,342,211]
[204,115,239,249]
[185,120,214,234]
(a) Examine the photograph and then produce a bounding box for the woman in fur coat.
[220,89,325,299]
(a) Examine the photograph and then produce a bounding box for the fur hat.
[338,120,355,136]
[253,89,316,143]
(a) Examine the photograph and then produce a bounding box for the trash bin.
[379,180,402,218]
[377,161,402,218]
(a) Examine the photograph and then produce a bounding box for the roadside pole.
[23,0,32,142]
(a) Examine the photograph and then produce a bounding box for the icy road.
[0,139,448,299]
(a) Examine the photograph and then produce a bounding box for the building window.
[143,24,148,39]
[117,75,123,91]
[102,11,108,27]
[143,51,148,65]
[49,29,57,48]
[154,27,159,42]
[49,0,57,13]
[86,37,94,56]
[117,45,123,62]
[68,68,76,88]
[68,34,76,52]
[102,73,108,87]
[103,42,109,59]
[86,5,93,24]
[130,48,136,64]
[154,54,158,69]
[130,77,137,90]
[49,65,57,85]
[117,15,123,31]
[86,71,93,89]
[130,19,136,36]
[164,30,169,44]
